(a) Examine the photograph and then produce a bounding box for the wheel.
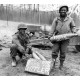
[75,45,80,52]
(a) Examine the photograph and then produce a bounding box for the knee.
[52,52,58,59]
[60,53,66,61]
[10,44,18,53]
[10,44,17,49]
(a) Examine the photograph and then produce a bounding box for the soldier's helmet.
[18,24,27,30]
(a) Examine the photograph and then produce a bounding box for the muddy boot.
[11,57,17,67]
[52,58,56,69]
[59,60,64,70]
[53,59,56,68]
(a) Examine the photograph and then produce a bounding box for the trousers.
[52,40,69,61]
[10,44,32,59]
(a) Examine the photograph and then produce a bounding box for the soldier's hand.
[25,53,33,59]
[76,30,80,36]
[48,33,55,39]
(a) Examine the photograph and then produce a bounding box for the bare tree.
[38,4,40,24]
[34,4,36,11]
[28,4,32,10]
[24,4,26,10]
[6,4,8,26]
[37,4,39,11]
[19,4,23,21]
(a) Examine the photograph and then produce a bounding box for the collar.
[57,16,69,22]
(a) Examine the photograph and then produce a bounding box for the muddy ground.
[0,20,80,76]
[0,46,80,76]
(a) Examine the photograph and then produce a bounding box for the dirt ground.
[0,20,80,76]
[0,46,80,76]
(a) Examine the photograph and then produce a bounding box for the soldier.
[10,24,32,67]
[50,5,76,70]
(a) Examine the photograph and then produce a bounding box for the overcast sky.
[0,0,80,4]
[0,0,80,11]
[7,4,79,12]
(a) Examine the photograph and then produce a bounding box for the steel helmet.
[18,24,27,30]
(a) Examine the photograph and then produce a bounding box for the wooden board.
[25,58,52,75]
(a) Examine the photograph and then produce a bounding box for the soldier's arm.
[12,34,25,53]
[12,34,23,48]
[70,18,76,33]
[49,18,58,37]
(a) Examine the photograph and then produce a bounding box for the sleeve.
[12,34,22,47]
[49,18,58,36]
[70,18,76,33]
[26,33,30,43]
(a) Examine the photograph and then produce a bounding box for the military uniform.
[10,24,32,67]
[50,16,76,69]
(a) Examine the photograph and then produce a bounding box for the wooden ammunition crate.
[25,58,52,75]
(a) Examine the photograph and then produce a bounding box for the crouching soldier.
[10,24,32,67]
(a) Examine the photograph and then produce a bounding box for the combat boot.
[11,57,17,67]
[52,58,56,69]
[59,60,64,70]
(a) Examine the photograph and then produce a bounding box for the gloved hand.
[24,49,33,59]
[72,27,79,33]
[76,29,80,36]
[47,34,53,40]
[25,53,33,59]
[49,34,55,40]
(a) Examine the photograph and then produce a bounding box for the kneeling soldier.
[10,24,32,67]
